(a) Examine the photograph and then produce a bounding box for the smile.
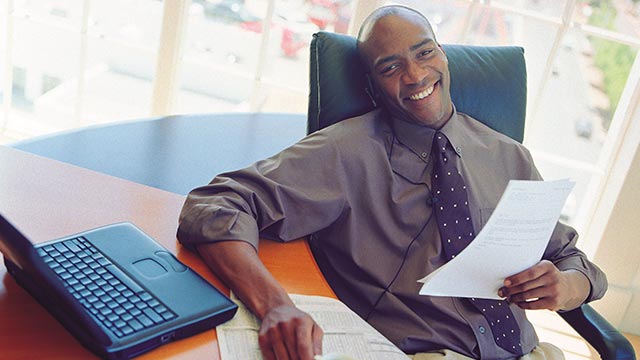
[408,84,435,101]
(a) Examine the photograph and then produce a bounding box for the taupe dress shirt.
[178,108,607,359]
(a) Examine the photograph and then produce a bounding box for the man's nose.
[402,60,427,84]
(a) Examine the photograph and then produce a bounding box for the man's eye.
[419,49,434,57]
[381,64,399,75]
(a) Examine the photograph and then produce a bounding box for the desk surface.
[13,113,308,195]
[0,145,334,359]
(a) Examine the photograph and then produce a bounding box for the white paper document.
[217,293,409,360]
[417,179,575,300]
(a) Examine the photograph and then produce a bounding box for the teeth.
[409,85,435,101]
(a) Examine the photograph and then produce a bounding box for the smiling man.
[177,5,607,360]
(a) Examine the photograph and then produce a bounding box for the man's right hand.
[258,304,323,360]
[196,241,324,359]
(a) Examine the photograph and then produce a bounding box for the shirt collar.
[391,105,467,161]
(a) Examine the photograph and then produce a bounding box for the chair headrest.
[308,32,527,143]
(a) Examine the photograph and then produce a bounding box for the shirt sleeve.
[543,222,608,303]
[177,130,349,251]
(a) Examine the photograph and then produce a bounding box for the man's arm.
[197,240,323,360]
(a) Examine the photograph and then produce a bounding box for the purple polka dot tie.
[431,132,522,355]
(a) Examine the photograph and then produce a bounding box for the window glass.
[383,0,471,44]
[526,28,637,229]
[492,0,568,19]
[79,0,163,124]
[531,154,596,227]
[13,0,85,28]
[258,0,356,114]
[574,0,640,38]
[9,14,81,135]
[177,0,269,114]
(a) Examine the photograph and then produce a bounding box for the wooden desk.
[0,146,334,359]
[12,113,308,195]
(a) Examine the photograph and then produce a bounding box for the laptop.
[0,213,238,359]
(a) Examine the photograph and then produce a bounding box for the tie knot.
[433,132,450,155]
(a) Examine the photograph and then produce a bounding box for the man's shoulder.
[319,108,391,143]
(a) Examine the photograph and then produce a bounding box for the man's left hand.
[498,260,590,311]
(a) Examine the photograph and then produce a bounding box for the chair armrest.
[558,304,636,360]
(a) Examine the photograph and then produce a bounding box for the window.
[1,0,639,250]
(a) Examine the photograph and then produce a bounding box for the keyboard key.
[53,243,69,253]
[106,265,144,293]
[94,301,106,310]
[114,320,126,329]
[65,241,81,253]
[121,326,134,336]
[106,301,119,309]
[114,307,126,316]
[154,305,168,314]
[161,311,175,321]
[129,319,143,331]
[137,314,154,327]
[143,308,163,323]
[99,307,113,316]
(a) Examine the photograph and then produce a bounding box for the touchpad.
[132,258,167,278]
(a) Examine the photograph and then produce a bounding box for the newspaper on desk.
[418,179,575,300]
[217,293,409,360]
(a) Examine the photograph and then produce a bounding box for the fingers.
[500,260,565,311]
[312,323,324,356]
[258,305,323,360]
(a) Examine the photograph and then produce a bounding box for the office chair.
[307,31,636,360]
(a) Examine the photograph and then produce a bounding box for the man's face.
[361,14,453,128]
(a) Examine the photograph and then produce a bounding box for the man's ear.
[438,43,448,63]
[365,73,379,108]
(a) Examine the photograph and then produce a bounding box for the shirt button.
[421,152,428,158]
[455,146,462,155]
[479,326,486,334]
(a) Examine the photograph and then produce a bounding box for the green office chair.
[307,31,635,360]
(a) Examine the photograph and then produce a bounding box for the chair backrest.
[308,31,527,142]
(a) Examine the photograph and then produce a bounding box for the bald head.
[357,5,437,69]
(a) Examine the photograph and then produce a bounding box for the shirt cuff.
[178,205,260,251]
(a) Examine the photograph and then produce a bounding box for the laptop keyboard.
[37,237,177,338]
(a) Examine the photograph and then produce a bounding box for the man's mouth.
[408,83,435,101]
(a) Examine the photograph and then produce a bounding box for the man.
[177,5,607,360]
